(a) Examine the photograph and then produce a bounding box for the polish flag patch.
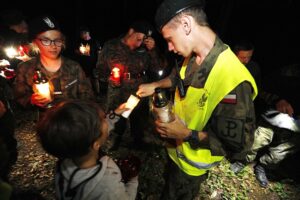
[221,94,237,104]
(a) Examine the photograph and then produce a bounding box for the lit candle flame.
[112,67,121,78]
[35,82,52,101]
[4,46,30,61]
[0,59,10,66]
[79,44,90,55]
[5,46,19,58]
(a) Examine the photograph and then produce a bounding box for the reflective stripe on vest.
[176,149,221,169]
[168,48,258,176]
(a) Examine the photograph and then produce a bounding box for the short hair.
[233,40,254,54]
[79,26,90,33]
[37,100,105,159]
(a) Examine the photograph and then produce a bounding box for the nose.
[168,43,174,52]
[242,57,250,65]
[50,41,56,46]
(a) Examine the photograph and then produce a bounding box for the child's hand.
[114,103,129,115]
[30,93,52,107]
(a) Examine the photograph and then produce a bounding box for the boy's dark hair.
[129,20,153,36]
[233,40,254,53]
[79,26,90,33]
[37,100,105,159]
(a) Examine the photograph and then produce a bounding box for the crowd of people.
[1,0,299,199]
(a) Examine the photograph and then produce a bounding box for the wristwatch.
[184,130,201,149]
[184,130,198,142]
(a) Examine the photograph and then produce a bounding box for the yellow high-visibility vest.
[168,48,258,176]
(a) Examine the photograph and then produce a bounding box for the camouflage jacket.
[96,36,163,109]
[13,56,95,108]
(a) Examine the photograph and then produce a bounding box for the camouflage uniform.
[96,37,163,147]
[97,37,163,109]
[13,56,95,108]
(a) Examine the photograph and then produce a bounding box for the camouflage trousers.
[246,126,300,169]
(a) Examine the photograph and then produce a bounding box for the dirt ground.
[8,108,300,200]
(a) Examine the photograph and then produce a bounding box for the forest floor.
[8,107,300,200]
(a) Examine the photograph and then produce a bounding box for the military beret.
[130,20,154,36]
[28,15,60,41]
[155,0,204,31]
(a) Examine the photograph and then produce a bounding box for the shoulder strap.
[58,160,102,200]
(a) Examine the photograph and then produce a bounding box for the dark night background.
[2,0,300,76]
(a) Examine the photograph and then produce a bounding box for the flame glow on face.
[35,30,63,59]
[236,50,253,65]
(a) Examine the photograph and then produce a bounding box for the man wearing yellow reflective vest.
[137,0,258,199]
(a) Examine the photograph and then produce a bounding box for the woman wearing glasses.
[13,15,95,111]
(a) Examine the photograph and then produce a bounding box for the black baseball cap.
[155,0,204,31]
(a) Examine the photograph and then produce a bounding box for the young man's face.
[161,21,190,57]
[236,49,253,65]
[10,20,28,34]
[80,31,90,40]
[127,31,145,50]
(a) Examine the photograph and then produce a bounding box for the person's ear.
[61,43,66,51]
[181,16,191,35]
[92,140,101,151]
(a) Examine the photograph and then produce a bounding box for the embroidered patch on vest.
[221,94,237,104]
[197,92,208,109]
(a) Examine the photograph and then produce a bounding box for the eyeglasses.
[38,38,64,47]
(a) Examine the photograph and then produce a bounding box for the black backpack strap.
[57,160,65,200]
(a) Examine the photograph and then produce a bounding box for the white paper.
[121,95,140,118]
